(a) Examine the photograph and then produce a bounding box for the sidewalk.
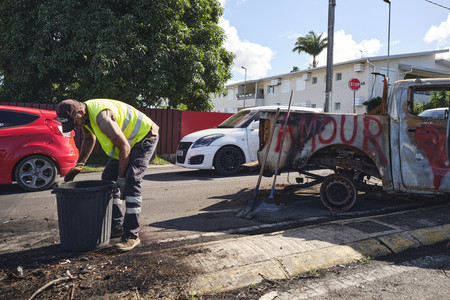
[143,203,450,295]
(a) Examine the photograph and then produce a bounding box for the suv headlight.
[192,134,225,148]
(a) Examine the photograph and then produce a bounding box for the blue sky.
[219,0,450,83]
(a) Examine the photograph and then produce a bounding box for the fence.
[1,102,233,155]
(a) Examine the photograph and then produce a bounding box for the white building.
[212,49,450,114]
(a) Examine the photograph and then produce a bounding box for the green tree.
[423,91,450,110]
[414,91,450,115]
[0,0,234,111]
[292,31,328,68]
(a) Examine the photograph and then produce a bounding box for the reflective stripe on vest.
[109,108,145,157]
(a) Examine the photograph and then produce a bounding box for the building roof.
[227,49,450,87]
[398,63,450,76]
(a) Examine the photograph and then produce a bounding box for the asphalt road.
[0,164,447,249]
[0,164,449,299]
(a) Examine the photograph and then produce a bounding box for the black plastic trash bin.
[53,180,115,252]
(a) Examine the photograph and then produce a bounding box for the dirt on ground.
[0,217,205,300]
[2,182,442,300]
[0,184,313,300]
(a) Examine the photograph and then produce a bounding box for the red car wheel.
[14,155,57,191]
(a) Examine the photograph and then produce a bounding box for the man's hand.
[64,163,84,182]
[116,177,126,199]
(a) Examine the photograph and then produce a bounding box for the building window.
[268,86,275,94]
[311,104,317,108]
[296,79,306,91]
[335,102,341,111]
[312,77,318,84]
[281,80,290,93]
[336,73,342,81]
[227,89,234,100]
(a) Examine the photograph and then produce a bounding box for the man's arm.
[111,132,130,178]
[64,127,96,182]
[78,128,97,164]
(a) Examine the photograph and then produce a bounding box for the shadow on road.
[143,167,259,182]
[147,185,441,235]
[0,184,28,196]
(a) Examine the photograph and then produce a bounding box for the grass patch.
[82,153,109,173]
[357,256,372,264]
[82,165,105,173]
[82,153,170,173]
[307,268,319,278]
[151,155,171,165]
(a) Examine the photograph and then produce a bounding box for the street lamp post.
[241,66,247,108]
[324,0,336,113]
[383,0,391,79]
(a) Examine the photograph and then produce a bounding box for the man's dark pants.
[102,135,159,239]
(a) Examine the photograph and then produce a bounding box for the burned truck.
[258,78,450,212]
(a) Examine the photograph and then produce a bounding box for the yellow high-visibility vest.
[84,99,152,159]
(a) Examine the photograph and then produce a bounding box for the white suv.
[175,106,321,175]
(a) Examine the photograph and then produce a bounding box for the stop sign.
[349,78,361,91]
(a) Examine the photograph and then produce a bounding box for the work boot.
[114,237,140,252]
[110,227,123,238]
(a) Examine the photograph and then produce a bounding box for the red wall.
[1,102,233,154]
[180,110,232,139]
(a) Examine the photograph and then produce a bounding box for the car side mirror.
[249,121,259,130]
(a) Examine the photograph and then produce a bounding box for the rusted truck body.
[258,78,450,211]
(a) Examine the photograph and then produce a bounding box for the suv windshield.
[217,110,260,128]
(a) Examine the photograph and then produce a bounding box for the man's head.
[56,99,83,133]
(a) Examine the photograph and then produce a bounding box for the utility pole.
[383,0,391,79]
[241,66,247,108]
[324,0,336,112]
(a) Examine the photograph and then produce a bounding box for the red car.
[0,105,79,191]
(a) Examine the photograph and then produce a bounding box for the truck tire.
[320,174,357,212]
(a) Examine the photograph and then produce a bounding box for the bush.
[363,97,382,112]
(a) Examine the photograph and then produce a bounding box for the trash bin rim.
[53,180,115,193]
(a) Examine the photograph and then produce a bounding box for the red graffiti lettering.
[363,116,387,165]
[318,116,337,144]
[340,115,358,144]
[275,115,295,153]
[414,124,449,189]
[299,114,318,152]
[275,113,388,168]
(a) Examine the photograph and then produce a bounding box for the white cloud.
[314,30,382,68]
[424,13,450,60]
[280,31,300,40]
[424,13,450,46]
[219,18,274,79]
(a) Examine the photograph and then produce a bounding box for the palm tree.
[292,31,328,68]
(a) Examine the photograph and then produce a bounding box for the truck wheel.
[320,174,357,212]
[213,146,243,176]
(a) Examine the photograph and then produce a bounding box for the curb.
[187,224,450,295]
